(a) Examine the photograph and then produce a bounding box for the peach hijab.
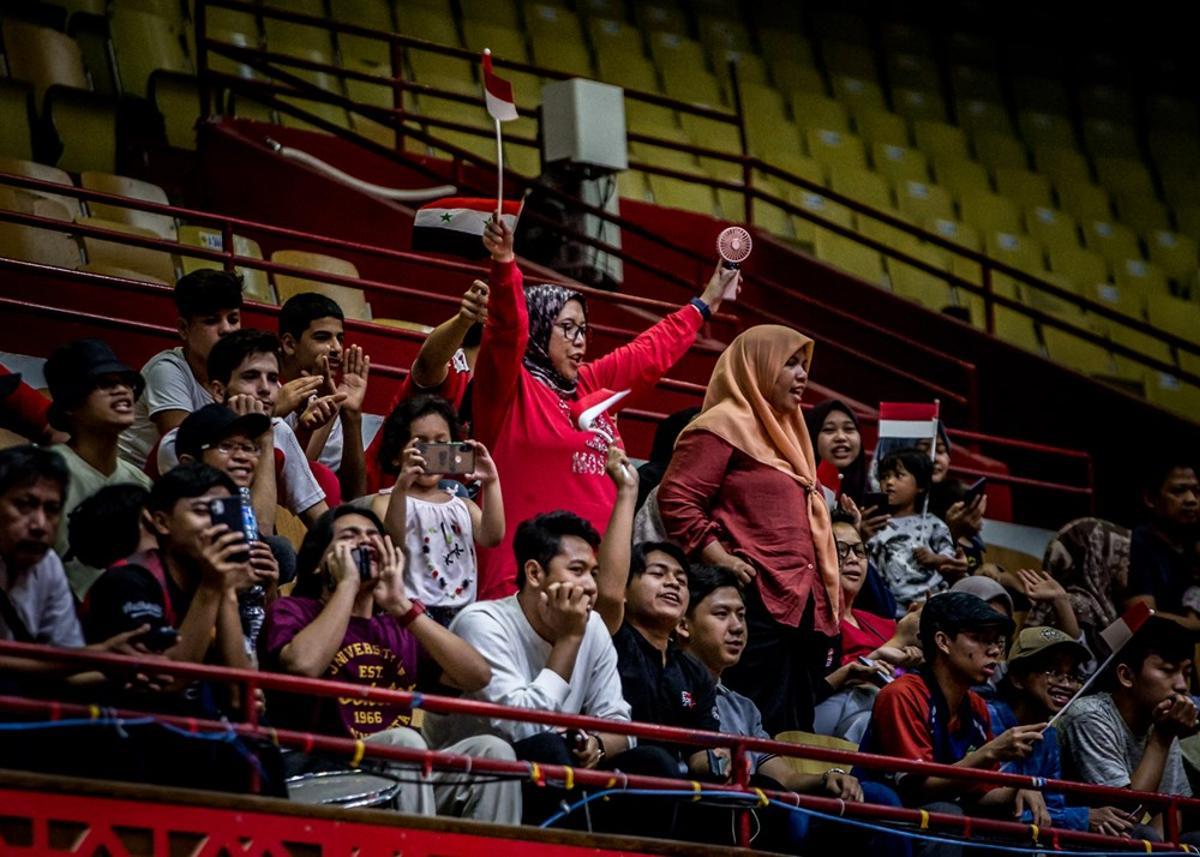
[681,324,840,623]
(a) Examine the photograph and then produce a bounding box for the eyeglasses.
[204,440,261,456]
[1037,668,1085,686]
[554,321,589,344]
[836,541,867,560]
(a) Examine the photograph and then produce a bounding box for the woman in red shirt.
[658,324,841,734]
[472,219,737,599]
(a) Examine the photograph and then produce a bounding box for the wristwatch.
[593,732,607,763]
[397,599,427,628]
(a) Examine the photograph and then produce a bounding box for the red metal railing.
[1,640,1194,850]
[190,0,1200,395]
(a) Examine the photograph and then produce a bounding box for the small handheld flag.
[413,196,521,259]
[877,401,940,440]
[571,388,631,476]
[482,48,517,219]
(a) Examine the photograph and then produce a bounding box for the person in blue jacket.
[988,626,1136,837]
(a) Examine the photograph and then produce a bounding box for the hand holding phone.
[861,491,891,512]
[208,495,256,563]
[415,442,477,475]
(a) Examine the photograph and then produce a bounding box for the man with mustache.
[44,339,152,598]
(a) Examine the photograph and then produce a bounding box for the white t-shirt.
[444,595,631,743]
[157,417,325,517]
[285,410,344,472]
[401,492,476,608]
[0,550,85,646]
[50,444,153,599]
[120,347,213,468]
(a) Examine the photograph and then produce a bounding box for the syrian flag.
[412,196,521,259]
[482,49,518,122]
[877,401,940,439]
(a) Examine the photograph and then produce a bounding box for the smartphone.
[208,495,255,562]
[138,625,179,653]
[862,491,891,512]
[351,545,373,581]
[963,476,987,504]
[416,442,476,475]
[707,748,729,778]
[858,656,894,687]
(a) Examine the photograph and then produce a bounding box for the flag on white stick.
[877,401,941,439]
[481,49,518,122]
[412,196,521,258]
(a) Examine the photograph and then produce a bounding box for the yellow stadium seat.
[0,157,81,218]
[275,50,351,133]
[1147,231,1199,282]
[747,184,794,240]
[1023,271,1082,316]
[932,158,990,200]
[894,88,946,123]
[531,38,592,76]
[1083,219,1141,267]
[1019,111,1075,150]
[1109,323,1173,369]
[460,0,519,27]
[617,169,650,202]
[957,98,1012,135]
[398,7,460,47]
[1082,119,1138,157]
[1114,258,1169,294]
[791,93,851,133]
[822,41,876,79]
[462,21,528,64]
[888,52,940,90]
[1163,174,1200,209]
[1117,195,1172,236]
[759,31,815,67]
[1057,181,1113,223]
[914,120,969,163]
[886,243,955,311]
[746,121,805,163]
[1084,281,1146,320]
[0,186,72,227]
[789,187,852,244]
[1177,206,1200,243]
[80,172,176,240]
[1143,372,1200,420]
[649,31,706,74]
[951,66,1003,100]
[698,14,751,54]
[854,107,910,146]
[986,230,1044,277]
[858,211,919,256]
[872,143,928,184]
[646,173,718,217]
[1034,146,1091,187]
[662,65,724,107]
[1042,326,1119,377]
[712,50,769,88]
[526,2,583,41]
[1049,243,1109,288]
[1147,293,1200,348]
[177,225,273,303]
[1080,85,1135,123]
[2,21,90,107]
[960,190,1021,235]
[1095,157,1154,199]
[597,52,659,91]
[773,731,859,777]
[804,128,866,172]
[630,124,698,172]
[78,216,177,282]
[881,22,931,53]
[927,217,982,252]
[973,132,1027,172]
[772,61,826,96]
[0,220,80,269]
[150,73,201,150]
[739,81,789,124]
[994,167,1052,209]
[1025,206,1079,255]
[814,230,887,286]
[110,8,191,97]
[271,249,370,320]
[829,165,893,211]
[0,81,34,162]
[896,180,954,223]
[637,3,688,34]
[830,75,885,117]
[263,15,335,58]
[994,307,1042,353]
[588,18,645,62]
[46,90,117,174]
[79,262,170,284]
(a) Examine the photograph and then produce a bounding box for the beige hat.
[1007,625,1090,665]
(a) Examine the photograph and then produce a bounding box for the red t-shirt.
[839,609,897,665]
[0,364,50,438]
[472,259,703,600]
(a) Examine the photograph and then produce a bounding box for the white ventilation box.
[541,78,627,171]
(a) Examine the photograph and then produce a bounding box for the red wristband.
[397,599,426,628]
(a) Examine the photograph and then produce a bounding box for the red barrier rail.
[0,640,1193,851]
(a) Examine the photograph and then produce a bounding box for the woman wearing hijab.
[657,325,841,734]
[805,398,868,506]
[472,218,738,599]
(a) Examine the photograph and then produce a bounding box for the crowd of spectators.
[0,217,1198,853]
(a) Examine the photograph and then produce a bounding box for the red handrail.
[0,640,1192,850]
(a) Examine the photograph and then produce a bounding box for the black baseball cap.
[176,403,271,460]
[920,591,1016,659]
[44,339,144,431]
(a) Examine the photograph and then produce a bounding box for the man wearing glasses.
[989,626,1136,837]
[858,591,1051,855]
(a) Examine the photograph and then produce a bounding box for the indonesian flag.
[877,401,940,439]
[572,388,630,433]
[817,459,842,496]
[1100,600,1154,653]
[412,196,521,259]
[482,50,518,122]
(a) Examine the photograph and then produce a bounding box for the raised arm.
[464,440,504,548]
[336,345,370,501]
[596,446,639,634]
[411,280,489,389]
[580,265,737,396]
[473,219,528,449]
[273,544,360,677]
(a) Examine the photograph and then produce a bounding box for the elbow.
[460,659,492,692]
[278,646,327,679]
[481,529,504,548]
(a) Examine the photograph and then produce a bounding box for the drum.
[286,769,404,809]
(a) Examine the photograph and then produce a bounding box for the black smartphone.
[138,625,179,653]
[208,495,255,562]
[963,477,988,504]
[862,491,891,512]
[858,656,894,687]
[416,442,476,475]
[707,748,729,778]
[351,545,373,581]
